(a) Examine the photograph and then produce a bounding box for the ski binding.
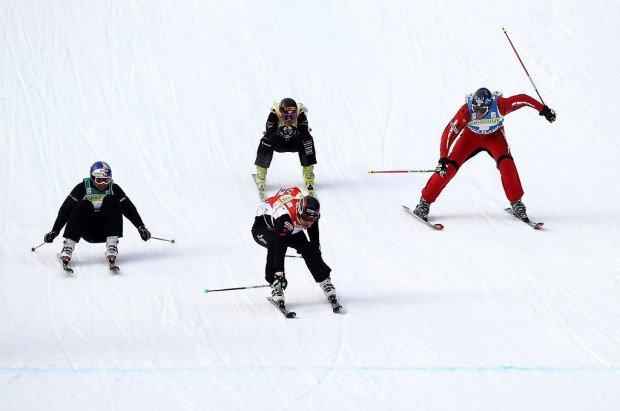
[403,205,444,230]
[504,208,544,229]
[267,297,296,318]
[329,296,344,313]
[109,259,120,272]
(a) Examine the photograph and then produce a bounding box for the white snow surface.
[2,1,620,410]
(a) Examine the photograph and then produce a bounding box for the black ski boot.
[510,200,529,222]
[413,197,430,221]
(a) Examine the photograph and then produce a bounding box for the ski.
[402,205,444,230]
[267,297,296,318]
[504,208,544,229]
[329,296,344,313]
[251,173,266,200]
[306,184,317,198]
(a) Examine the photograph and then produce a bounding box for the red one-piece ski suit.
[421,93,545,203]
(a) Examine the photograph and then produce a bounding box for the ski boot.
[319,277,342,312]
[106,236,119,263]
[270,272,287,306]
[413,197,430,222]
[510,200,529,222]
[59,238,76,262]
[302,165,315,196]
[319,277,336,299]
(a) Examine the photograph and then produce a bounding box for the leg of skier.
[417,133,481,220]
[59,200,96,261]
[486,134,528,221]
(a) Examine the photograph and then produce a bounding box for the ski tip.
[534,222,544,229]
[286,312,297,318]
[433,223,444,230]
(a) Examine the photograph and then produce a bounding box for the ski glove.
[273,272,288,290]
[539,105,556,123]
[435,157,449,177]
[138,225,151,241]
[43,230,57,243]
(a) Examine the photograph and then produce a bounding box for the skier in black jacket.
[254,98,317,199]
[43,161,151,263]
[251,187,337,307]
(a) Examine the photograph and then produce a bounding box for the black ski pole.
[152,236,175,243]
[204,284,270,294]
[31,242,46,252]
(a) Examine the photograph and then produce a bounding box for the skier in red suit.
[413,87,556,222]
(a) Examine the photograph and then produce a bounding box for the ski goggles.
[94,177,111,185]
[298,209,320,224]
[281,111,297,125]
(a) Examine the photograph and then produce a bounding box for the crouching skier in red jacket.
[252,187,341,313]
[414,87,556,223]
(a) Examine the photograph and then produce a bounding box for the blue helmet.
[90,161,112,183]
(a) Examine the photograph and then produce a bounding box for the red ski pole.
[502,27,546,105]
[368,169,434,174]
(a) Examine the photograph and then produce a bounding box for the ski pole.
[368,169,434,174]
[204,284,270,294]
[31,242,46,252]
[502,27,546,105]
[151,236,175,243]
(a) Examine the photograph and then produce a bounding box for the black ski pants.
[63,195,123,243]
[251,217,330,284]
[254,132,317,168]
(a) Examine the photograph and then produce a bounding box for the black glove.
[435,157,449,177]
[138,225,151,241]
[539,105,556,123]
[44,230,58,243]
[273,272,288,290]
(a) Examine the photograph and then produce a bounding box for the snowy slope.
[2,1,619,410]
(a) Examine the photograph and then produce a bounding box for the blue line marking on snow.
[1,365,619,374]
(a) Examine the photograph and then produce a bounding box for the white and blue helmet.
[90,161,112,183]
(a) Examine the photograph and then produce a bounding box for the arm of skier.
[264,110,279,138]
[51,183,85,233]
[498,94,544,115]
[499,94,556,122]
[297,111,309,135]
[439,105,468,158]
[307,220,320,246]
[270,215,294,273]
